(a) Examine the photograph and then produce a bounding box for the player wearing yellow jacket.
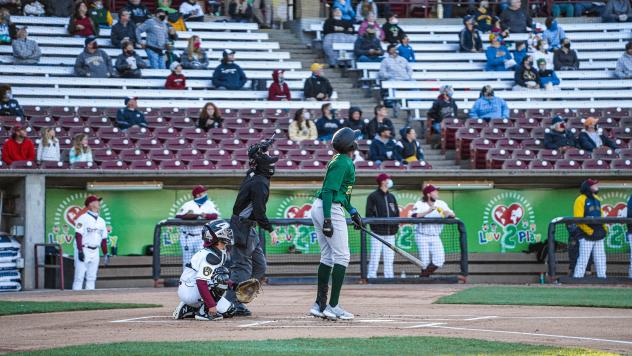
[573,179,608,278]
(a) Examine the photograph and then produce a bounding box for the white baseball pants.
[72,246,100,290]
[573,238,606,278]
[177,282,231,313]
[311,199,350,268]
[415,234,445,269]
[180,234,203,267]
[628,233,632,279]
[367,234,395,278]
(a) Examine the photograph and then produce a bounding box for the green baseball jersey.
[316,153,356,218]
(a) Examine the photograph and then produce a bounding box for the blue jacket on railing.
[469,96,509,120]
[538,69,560,88]
[485,45,512,71]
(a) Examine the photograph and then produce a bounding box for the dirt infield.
[1,285,632,354]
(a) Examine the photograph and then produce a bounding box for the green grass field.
[0,301,161,316]
[7,337,616,356]
[435,286,632,308]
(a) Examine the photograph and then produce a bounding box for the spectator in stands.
[354,26,384,62]
[212,49,247,90]
[383,13,405,45]
[537,58,560,89]
[514,55,540,90]
[379,44,412,80]
[358,12,384,40]
[513,41,528,67]
[542,17,565,50]
[396,126,424,162]
[574,1,605,17]
[267,69,291,101]
[125,0,150,24]
[22,0,44,16]
[554,38,579,70]
[36,127,60,163]
[343,106,367,139]
[459,15,483,53]
[332,0,355,22]
[115,40,147,78]
[303,63,333,101]
[74,36,112,78]
[157,0,178,14]
[165,61,186,89]
[427,85,458,134]
[179,0,205,22]
[500,0,532,33]
[490,16,509,42]
[578,117,619,152]
[322,7,355,68]
[366,104,395,139]
[116,96,148,130]
[532,39,554,70]
[197,102,223,131]
[485,34,514,71]
[88,0,112,28]
[0,0,20,14]
[0,9,16,45]
[355,0,378,22]
[0,84,23,117]
[181,35,208,69]
[397,35,415,62]
[2,125,35,165]
[614,41,632,79]
[68,1,99,37]
[111,9,137,48]
[469,85,509,120]
[45,0,72,17]
[473,0,493,33]
[68,133,93,164]
[602,0,632,22]
[228,0,252,22]
[369,126,402,164]
[12,27,40,64]
[552,0,574,17]
[315,103,341,141]
[288,108,317,142]
[136,9,172,69]
[544,115,576,151]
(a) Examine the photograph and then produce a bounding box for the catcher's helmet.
[202,219,234,246]
[332,127,360,153]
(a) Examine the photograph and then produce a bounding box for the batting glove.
[322,218,334,238]
[78,251,85,262]
[349,208,363,230]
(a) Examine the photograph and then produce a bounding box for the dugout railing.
[152,218,467,285]
[547,217,632,283]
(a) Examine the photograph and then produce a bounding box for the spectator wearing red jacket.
[267,69,291,101]
[165,61,186,90]
[2,125,35,165]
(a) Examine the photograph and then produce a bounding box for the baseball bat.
[360,226,425,269]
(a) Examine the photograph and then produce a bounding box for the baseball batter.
[175,185,219,266]
[173,219,235,321]
[309,127,363,320]
[72,195,110,290]
[411,185,455,277]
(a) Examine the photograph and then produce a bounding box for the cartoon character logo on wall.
[274,193,316,254]
[599,191,631,251]
[478,192,540,252]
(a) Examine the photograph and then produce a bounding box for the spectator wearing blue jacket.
[116,97,148,130]
[212,49,247,90]
[332,0,356,22]
[369,126,402,164]
[315,103,342,141]
[485,33,514,71]
[397,35,415,62]
[469,85,509,121]
[537,58,561,89]
[513,41,528,68]
[542,17,566,49]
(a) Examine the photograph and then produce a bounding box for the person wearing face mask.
[322,7,355,67]
[175,185,220,266]
[542,17,565,49]
[396,126,424,162]
[267,69,291,101]
[115,40,148,78]
[288,108,317,141]
[469,85,509,121]
[379,43,411,80]
[179,0,205,21]
[354,26,384,63]
[411,184,455,277]
[473,0,493,33]
[111,9,138,48]
[366,173,399,280]
[573,179,608,279]
[368,126,402,165]
[181,35,208,69]
[537,58,560,89]
[614,41,632,79]
[343,106,367,139]
[124,0,150,25]
[67,1,99,37]
[532,39,554,70]
[316,103,342,141]
[88,0,113,28]
[514,55,540,90]
[427,85,458,136]
[578,117,619,153]
[543,115,576,151]
[74,36,112,78]
[554,38,579,70]
[212,49,247,90]
[485,33,514,71]
[382,13,406,45]
[459,15,483,53]
[358,12,384,39]
[0,85,22,118]
[136,9,172,69]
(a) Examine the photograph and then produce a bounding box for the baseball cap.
[84,36,97,46]
[551,115,565,125]
[84,195,102,207]
[310,63,324,72]
[376,173,391,184]
[223,49,235,57]
[585,178,599,187]
[584,117,599,127]
[378,125,391,133]
[192,185,207,197]
[124,96,138,105]
[463,15,474,24]
[423,184,438,196]
[169,61,182,72]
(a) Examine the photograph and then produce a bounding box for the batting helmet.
[332,127,360,153]
[202,219,234,246]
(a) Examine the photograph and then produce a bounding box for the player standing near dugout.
[411,185,455,277]
[309,127,364,320]
[72,195,110,290]
[366,173,399,279]
[175,185,219,266]
[226,137,279,317]
[573,179,608,279]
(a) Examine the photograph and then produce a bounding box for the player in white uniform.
[72,195,110,290]
[175,185,219,266]
[411,185,455,277]
[173,219,235,321]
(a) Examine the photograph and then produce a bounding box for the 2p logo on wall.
[478,192,540,251]
[49,193,112,250]
[599,191,631,251]
[274,193,316,253]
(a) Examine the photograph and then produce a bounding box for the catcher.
[173,219,261,321]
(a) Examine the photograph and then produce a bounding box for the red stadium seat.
[223,117,246,128]
[170,116,196,129]
[164,137,190,150]
[178,148,204,162]
[598,117,619,129]
[612,159,632,170]
[10,160,36,169]
[50,106,74,116]
[501,160,529,170]
[67,126,94,137]
[530,127,547,140]
[538,149,564,162]
[159,160,187,170]
[93,148,116,162]
[126,126,153,140]
[554,160,582,170]
[215,160,243,169]
[221,108,239,118]
[204,148,231,162]
[381,161,406,170]
[455,127,479,163]
[153,127,179,139]
[620,149,632,159]
[613,127,632,142]
[274,138,298,151]
[486,148,512,169]
[299,161,326,170]
[355,161,378,170]
[148,148,176,161]
[495,138,520,150]
[136,138,164,151]
[0,115,25,129]
[180,127,209,139]
[408,160,432,170]
[77,106,101,117]
[129,160,158,170]
[582,159,610,170]
[441,118,464,153]
[57,116,85,128]
[529,160,554,170]
[564,148,592,162]
[489,118,514,130]
[464,118,488,130]
[221,139,246,151]
[28,116,56,129]
[515,117,541,129]
[192,137,217,150]
[260,127,282,138]
[250,117,276,128]
[285,149,313,161]
[85,116,113,128]
[314,149,335,161]
[512,149,536,161]
[88,137,106,149]
[70,162,96,169]
[481,127,506,141]
[276,160,299,170]
[39,161,69,169]
[107,137,134,151]
[144,115,170,128]
[208,128,235,139]
[522,138,543,151]
[505,127,531,142]
[240,109,264,119]
[119,149,148,162]
[592,147,618,161]
[188,159,215,170]
[100,160,128,169]
[469,138,495,169]
[98,127,126,140]
[301,140,326,151]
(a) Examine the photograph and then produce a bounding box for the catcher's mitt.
[235,278,261,304]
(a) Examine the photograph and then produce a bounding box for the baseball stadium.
[1,0,632,354]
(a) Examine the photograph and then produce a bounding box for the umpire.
[366,173,399,279]
[227,138,279,316]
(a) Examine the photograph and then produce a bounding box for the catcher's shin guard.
[316,283,328,312]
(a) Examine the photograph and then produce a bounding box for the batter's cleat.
[234,304,252,317]
[195,312,223,321]
[173,302,194,320]
[323,304,354,320]
[309,302,325,318]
